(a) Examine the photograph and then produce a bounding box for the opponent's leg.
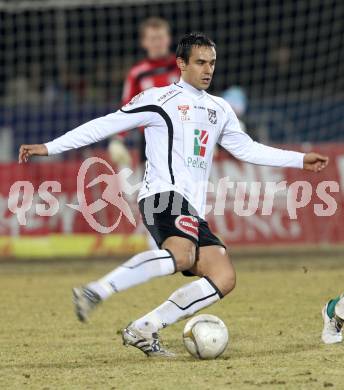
[123,245,235,356]
[73,237,196,322]
[322,293,344,344]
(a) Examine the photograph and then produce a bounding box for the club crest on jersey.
[207,108,217,124]
[175,215,199,240]
[178,105,190,121]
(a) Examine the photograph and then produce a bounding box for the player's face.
[178,46,216,90]
[141,27,171,60]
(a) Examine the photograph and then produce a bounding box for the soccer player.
[19,33,329,357]
[322,294,344,344]
[122,17,179,105]
[110,17,179,165]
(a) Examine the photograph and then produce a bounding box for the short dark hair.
[176,32,216,63]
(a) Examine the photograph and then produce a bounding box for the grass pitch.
[1,254,344,390]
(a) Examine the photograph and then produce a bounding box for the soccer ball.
[183,314,229,359]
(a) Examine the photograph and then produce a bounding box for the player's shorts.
[138,191,226,276]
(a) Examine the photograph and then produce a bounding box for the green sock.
[327,296,341,318]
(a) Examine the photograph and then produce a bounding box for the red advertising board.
[0,145,343,247]
[207,145,343,245]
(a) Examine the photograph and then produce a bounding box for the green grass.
[1,255,344,389]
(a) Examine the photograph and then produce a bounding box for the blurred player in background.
[109,17,180,249]
[322,293,344,344]
[122,17,180,105]
[109,17,179,166]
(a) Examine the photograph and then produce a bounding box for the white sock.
[87,249,176,300]
[134,277,222,332]
[147,232,158,250]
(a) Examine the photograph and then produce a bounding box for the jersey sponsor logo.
[185,129,209,170]
[207,108,217,124]
[194,129,208,157]
[175,215,199,240]
[178,105,190,121]
[186,156,208,170]
[186,129,209,170]
[158,89,177,102]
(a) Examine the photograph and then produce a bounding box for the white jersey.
[45,78,304,218]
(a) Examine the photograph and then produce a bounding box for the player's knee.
[210,266,236,297]
[162,237,197,272]
[220,270,236,296]
[165,246,195,271]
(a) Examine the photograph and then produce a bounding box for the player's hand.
[303,152,329,172]
[19,144,48,163]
